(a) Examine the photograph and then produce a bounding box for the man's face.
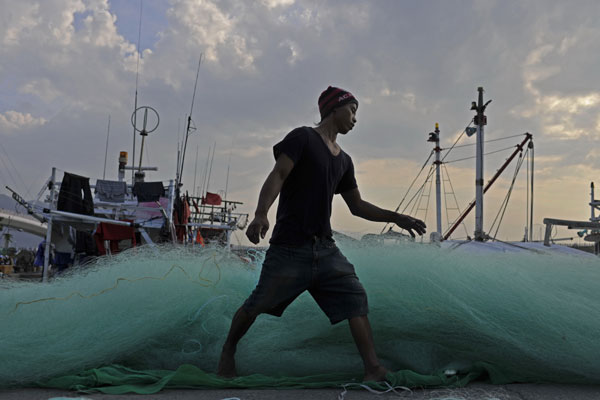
[334,102,358,134]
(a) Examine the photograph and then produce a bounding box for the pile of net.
[1,240,599,393]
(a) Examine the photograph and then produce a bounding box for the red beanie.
[318,86,358,120]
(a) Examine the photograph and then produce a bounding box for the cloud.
[279,39,301,65]
[0,111,47,132]
[512,13,600,141]
[161,0,255,71]
[2,0,600,243]
[19,79,60,102]
[262,0,295,9]
[0,1,44,46]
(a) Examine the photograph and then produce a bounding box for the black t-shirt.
[269,126,358,245]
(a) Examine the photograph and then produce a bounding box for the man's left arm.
[341,188,426,237]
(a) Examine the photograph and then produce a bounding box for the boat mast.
[427,123,442,240]
[591,182,600,255]
[472,87,491,241]
[591,182,596,222]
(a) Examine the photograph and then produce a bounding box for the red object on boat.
[202,192,222,206]
[196,230,205,246]
[94,221,136,255]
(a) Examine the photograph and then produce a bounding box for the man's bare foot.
[217,347,237,378]
[363,365,389,382]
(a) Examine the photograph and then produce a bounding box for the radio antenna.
[103,115,111,179]
[131,0,143,182]
[178,52,203,189]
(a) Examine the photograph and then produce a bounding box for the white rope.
[338,381,411,400]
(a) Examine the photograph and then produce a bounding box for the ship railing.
[542,218,600,247]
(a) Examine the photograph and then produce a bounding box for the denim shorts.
[242,237,368,324]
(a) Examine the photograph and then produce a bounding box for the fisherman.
[217,86,426,381]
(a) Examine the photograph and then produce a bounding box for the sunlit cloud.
[516,40,600,140]
[2,0,600,245]
[0,111,47,132]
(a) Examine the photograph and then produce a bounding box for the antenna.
[178,53,203,188]
[131,107,159,165]
[193,145,199,197]
[224,140,233,200]
[103,115,111,179]
[205,141,216,194]
[131,0,143,182]
[200,147,210,199]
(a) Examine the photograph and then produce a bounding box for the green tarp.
[38,363,493,394]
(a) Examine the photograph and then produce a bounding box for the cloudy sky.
[1,0,599,246]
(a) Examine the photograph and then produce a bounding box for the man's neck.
[314,121,338,143]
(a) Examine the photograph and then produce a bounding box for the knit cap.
[318,86,358,120]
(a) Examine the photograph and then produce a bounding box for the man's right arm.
[246,153,295,244]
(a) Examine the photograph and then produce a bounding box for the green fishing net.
[1,241,599,393]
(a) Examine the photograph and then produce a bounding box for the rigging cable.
[489,147,528,240]
[444,145,517,164]
[0,140,31,199]
[418,169,435,242]
[441,163,470,239]
[381,118,472,235]
[380,150,434,233]
[441,133,526,150]
[383,164,435,234]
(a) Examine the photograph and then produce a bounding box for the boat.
[375,87,598,258]
[4,103,248,281]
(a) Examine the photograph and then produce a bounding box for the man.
[218,86,426,381]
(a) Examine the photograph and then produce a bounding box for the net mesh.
[1,240,599,393]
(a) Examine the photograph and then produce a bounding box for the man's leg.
[348,315,388,382]
[217,306,257,378]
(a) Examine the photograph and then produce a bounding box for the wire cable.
[444,145,517,164]
[441,133,526,150]
[489,147,528,239]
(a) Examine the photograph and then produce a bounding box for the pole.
[529,141,534,242]
[131,0,143,183]
[225,141,233,200]
[474,87,486,241]
[594,182,600,256]
[427,123,442,240]
[42,167,56,282]
[179,53,203,188]
[205,142,216,195]
[434,123,442,236]
[591,182,595,221]
[103,115,110,179]
[193,145,199,198]
[200,147,210,199]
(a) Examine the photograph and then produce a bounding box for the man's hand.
[246,214,270,244]
[395,214,426,238]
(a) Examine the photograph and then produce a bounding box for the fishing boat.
[377,87,599,257]
[4,90,248,282]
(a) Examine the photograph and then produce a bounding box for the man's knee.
[238,305,259,321]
